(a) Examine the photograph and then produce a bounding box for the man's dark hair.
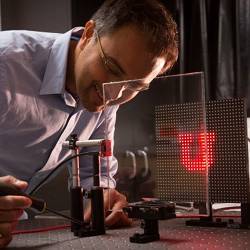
[92,0,178,72]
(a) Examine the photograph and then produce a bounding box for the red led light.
[178,132,216,172]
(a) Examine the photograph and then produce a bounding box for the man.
[0,0,178,247]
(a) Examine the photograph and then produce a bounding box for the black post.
[91,187,105,234]
[241,203,250,227]
[93,153,100,186]
[70,187,84,233]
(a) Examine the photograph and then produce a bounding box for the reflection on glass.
[102,72,209,216]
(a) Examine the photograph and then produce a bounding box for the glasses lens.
[105,59,123,78]
[125,81,150,92]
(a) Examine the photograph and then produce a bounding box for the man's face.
[73,22,166,112]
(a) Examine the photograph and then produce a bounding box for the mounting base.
[73,225,105,237]
[123,200,176,243]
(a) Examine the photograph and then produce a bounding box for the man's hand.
[0,176,32,248]
[84,188,132,228]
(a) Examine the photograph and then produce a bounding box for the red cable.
[12,224,71,235]
[12,210,241,235]
[176,214,241,219]
[213,215,240,218]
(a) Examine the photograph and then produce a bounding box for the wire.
[213,215,241,218]
[45,207,83,225]
[176,214,209,218]
[13,152,101,235]
[12,224,71,235]
[213,206,241,212]
[176,214,241,219]
[29,151,98,195]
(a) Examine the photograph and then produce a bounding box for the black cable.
[29,152,98,195]
[247,137,250,142]
[45,207,84,225]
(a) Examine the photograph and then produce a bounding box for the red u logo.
[178,132,216,172]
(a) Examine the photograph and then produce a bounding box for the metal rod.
[72,147,80,187]
[63,139,104,148]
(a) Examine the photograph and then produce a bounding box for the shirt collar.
[39,28,84,107]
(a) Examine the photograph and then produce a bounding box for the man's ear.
[79,20,96,50]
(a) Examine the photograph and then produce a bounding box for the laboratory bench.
[8,215,250,250]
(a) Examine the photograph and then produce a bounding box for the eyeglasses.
[95,30,150,92]
[95,31,124,78]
